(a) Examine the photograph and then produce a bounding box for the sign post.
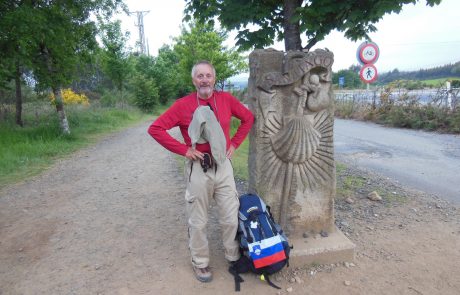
[357,41,379,85]
[338,76,345,88]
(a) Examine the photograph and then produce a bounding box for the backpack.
[229,193,291,291]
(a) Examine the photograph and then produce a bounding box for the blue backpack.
[229,193,291,291]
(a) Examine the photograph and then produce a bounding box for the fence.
[334,86,459,110]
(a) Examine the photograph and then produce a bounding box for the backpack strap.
[264,274,281,289]
[188,162,193,182]
[265,214,279,235]
[244,223,254,243]
[228,265,244,292]
[255,214,266,239]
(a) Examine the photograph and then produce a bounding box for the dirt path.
[1,121,459,295]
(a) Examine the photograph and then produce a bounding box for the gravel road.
[1,119,459,295]
[335,118,460,204]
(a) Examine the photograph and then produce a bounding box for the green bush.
[335,87,460,134]
[334,100,356,118]
[375,105,458,132]
[100,90,120,107]
[449,79,460,88]
[448,109,460,132]
[131,74,159,112]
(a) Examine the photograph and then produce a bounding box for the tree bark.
[41,44,71,135]
[52,87,71,135]
[15,60,23,127]
[283,0,303,51]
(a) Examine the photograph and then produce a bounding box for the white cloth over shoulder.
[188,105,226,165]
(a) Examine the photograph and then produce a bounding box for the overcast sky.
[118,0,460,73]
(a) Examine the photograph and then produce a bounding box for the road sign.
[359,64,378,83]
[357,41,380,65]
[338,76,345,87]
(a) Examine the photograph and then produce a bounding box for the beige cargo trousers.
[184,157,240,268]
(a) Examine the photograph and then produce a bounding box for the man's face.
[192,64,215,99]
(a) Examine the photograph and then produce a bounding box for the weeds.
[0,102,149,187]
[335,91,460,134]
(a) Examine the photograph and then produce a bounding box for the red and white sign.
[357,41,380,65]
[359,64,378,83]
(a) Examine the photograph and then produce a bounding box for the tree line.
[378,62,460,84]
[332,61,460,89]
[2,0,442,134]
[0,2,245,134]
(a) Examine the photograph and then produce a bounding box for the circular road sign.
[359,64,378,83]
[357,41,379,64]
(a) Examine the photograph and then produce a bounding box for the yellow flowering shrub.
[49,88,90,106]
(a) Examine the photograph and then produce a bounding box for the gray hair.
[191,60,216,78]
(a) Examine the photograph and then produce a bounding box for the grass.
[421,77,458,87]
[335,95,460,134]
[230,119,249,180]
[335,161,408,206]
[336,162,362,198]
[336,174,367,199]
[336,162,347,174]
[378,189,407,206]
[231,137,249,180]
[0,102,151,188]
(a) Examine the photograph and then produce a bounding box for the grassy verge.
[335,161,407,206]
[230,118,249,180]
[422,77,458,87]
[335,99,460,133]
[0,103,152,188]
[231,137,249,180]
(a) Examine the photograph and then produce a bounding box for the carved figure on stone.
[256,50,335,230]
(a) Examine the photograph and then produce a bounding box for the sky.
[118,0,460,73]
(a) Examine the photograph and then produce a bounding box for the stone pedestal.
[289,227,355,268]
[247,48,355,265]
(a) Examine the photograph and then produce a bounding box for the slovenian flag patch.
[248,234,286,268]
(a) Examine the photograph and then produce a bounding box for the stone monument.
[247,48,355,266]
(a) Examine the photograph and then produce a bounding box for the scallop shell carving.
[270,116,321,163]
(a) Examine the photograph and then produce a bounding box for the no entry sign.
[359,64,378,83]
[357,41,380,65]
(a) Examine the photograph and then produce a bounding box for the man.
[148,60,254,283]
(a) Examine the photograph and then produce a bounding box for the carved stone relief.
[248,49,336,236]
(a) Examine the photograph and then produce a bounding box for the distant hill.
[378,61,460,84]
[227,61,460,90]
[226,75,249,90]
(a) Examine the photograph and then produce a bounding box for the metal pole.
[130,10,150,55]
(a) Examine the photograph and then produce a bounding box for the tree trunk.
[283,0,303,51]
[15,61,23,127]
[42,44,71,135]
[52,87,71,135]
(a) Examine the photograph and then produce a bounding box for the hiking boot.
[192,265,212,283]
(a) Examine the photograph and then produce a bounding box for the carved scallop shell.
[270,116,321,163]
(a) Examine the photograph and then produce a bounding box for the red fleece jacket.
[148,91,254,156]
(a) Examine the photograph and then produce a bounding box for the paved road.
[334,119,460,204]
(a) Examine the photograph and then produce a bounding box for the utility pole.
[129,10,149,55]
